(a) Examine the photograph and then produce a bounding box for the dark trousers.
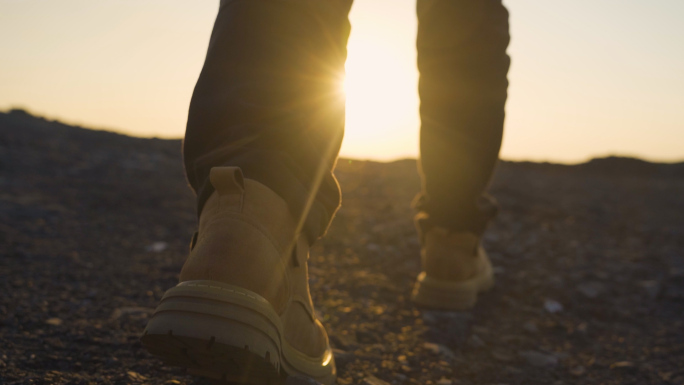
[183,0,510,243]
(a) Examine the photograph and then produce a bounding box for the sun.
[340,39,420,159]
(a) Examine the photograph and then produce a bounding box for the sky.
[1,0,683,163]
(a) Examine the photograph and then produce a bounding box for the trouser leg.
[183,0,353,243]
[415,0,510,235]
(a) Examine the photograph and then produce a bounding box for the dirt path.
[2,110,683,384]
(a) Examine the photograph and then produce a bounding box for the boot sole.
[141,280,335,385]
[411,257,494,310]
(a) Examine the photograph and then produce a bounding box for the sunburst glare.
[340,20,420,161]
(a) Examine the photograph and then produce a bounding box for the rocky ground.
[1,109,683,385]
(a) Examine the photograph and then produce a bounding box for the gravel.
[2,109,684,384]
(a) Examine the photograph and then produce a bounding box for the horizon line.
[3,106,684,166]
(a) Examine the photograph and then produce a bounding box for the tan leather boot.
[141,167,335,385]
[411,216,495,310]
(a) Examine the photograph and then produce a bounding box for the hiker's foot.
[411,221,494,310]
[141,167,335,385]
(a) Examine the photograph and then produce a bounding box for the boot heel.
[141,281,284,384]
[412,267,494,310]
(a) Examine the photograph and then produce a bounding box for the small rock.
[639,280,662,299]
[519,350,559,368]
[569,366,586,376]
[523,321,538,333]
[610,361,634,369]
[421,310,472,325]
[127,371,148,382]
[355,330,379,344]
[333,349,353,367]
[490,349,515,363]
[44,337,65,348]
[424,342,440,354]
[45,318,63,326]
[366,243,381,252]
[164,381,182,385]
[424,342,456,360]
[467,334,486,349]
[110,307,153,320]
[437,378,453,385]
[393,373,408,383]
[329,333,358,350]
[577,282,604,298]
[544,299,564,313]
[505,366,523,375]
[361,375,390,385]
[146,241,168,253]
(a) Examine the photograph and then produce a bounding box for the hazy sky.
[1,0,683,162]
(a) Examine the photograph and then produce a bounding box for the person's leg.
[415,0,510,235]
[184,0,353,243]
[412,0,510,310]
[143,1,352,383]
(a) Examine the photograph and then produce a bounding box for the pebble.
[110,307,153,320]
[45,318,63,326]
[329,333,358,350]
[544,299,564,313]
[333,349,354,367]
[362,375,391,385]
[467,334,486,349]
[519,350,559,368]
[523,321,538,333]
[126,371,148,382]
[569,366,586,376]
[437,378,452,385]
[639,280,661,299]
[366,243,381,252]
[490,349,515,363]
[424,342,456,360]
[422,310,472,325]
[577,282,604,298]
[424,342,441,354]
[355,330,379,343]
[610,361,634,369]
[145,241,168,252]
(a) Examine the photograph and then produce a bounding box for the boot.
[411,215,494,310]
[142,167,335,385]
